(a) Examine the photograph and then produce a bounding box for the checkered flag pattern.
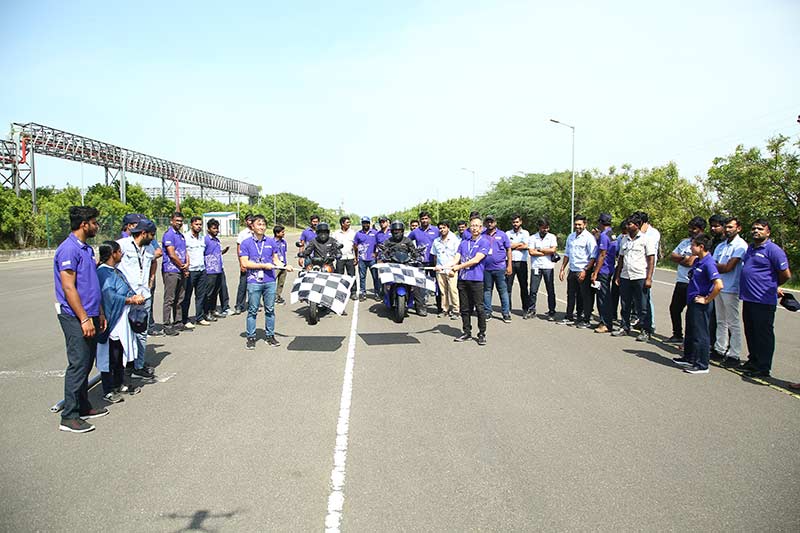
[290,271,355,315]
[370,263,436,291]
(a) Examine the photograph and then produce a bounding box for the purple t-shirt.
[239,236,277,284]
[273,238,287,263]
[354,229,378,261]
[204,235,223,274]
[599,237,618,276]
[457,236,490,281]
[300,227,316,245]
[162,227,186,274]
[687,253,721,302]
[483,229,511,271]
[739,239,789,305]
[375,229,391,245]
[53,234,101,317]
[595,229,613,276]
[408,225,440,263]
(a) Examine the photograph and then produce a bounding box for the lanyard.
[254,238,267,262]
[466,238,481,259]
[131,241,147,286]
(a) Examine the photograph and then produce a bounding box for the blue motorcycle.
[376,244,426,323]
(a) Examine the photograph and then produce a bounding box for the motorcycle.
[375,243,427,323]
[295,241,342,324]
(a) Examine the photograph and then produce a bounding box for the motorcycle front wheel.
[308,302,319,325]
[394,293,406,323]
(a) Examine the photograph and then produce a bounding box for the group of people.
[53,205,794,433]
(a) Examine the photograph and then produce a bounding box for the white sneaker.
[183,322,196,330]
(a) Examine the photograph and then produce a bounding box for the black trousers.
[669,282,688,338]
[742,301,776,372]
[162,271,185,325]
[218,270,230,311]
[684,301,712,369]
[528,268,556,314]
[566,271,593,323]
[506,261,530,311]
[101,339,125,394]
[620,277,651,333]
[235,270,248,312]
[182,270,207,323]
[458,279,486,336]
[709,301,717,350]
[204,273,222,314]
[336,259,357,297]
[596,273,614,329]
[611,279,620,322]
[58,314,98,420]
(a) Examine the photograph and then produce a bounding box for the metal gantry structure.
[1,122,260,213]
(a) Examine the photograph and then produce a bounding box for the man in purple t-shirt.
[673,234,723,374]
[161,212,189,336]
[737,218,792,377]
[482,215,512,322]
[298,215,319,268]
[591,214,616,333]
[375,217,391,246]
[354,216,379,301]
[54,206,108,433]
[446,216,490,345]
[203,218,230,322]
[408,211,441,316]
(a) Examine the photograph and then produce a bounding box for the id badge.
[534,268,539,276]
[255,270,265,282]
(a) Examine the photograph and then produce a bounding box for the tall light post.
[460,167,477,201]
[549,119,576,225]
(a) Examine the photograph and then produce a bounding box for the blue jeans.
[358,259,379,296]
[483,269,510,316]
[246,281,277,339]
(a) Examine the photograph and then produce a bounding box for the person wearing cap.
[712,217,748,368]
[666,217,707,344]
[203,218,230,321]
[375,217,391,246]
[505,215,530,315]
[117,217,159,378]
[481,215,512,322]
[120,213,142,238]
[333,216,358,300]
[559,214,597,328]
[54,206,108,433]
[737,218,792,378]
[591,214,616,333]
[233,214,255,315]
[408,211,441,316]
[162,211,189,336]
[181,216,210,327]
[430,220,461,319]
[526,217,559,320]
[298,214,320,268]
[447,216,490,345]
[354,217,379,301]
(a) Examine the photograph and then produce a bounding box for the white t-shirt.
[672,238,693,283]
[528,232,558,270]
[506,228,530,262]
[117,236,157,297]
[618,232,656,280]
[236,228,252,245]
[185,232,206,271]
[641,225,661,259]
[333,228,357,260]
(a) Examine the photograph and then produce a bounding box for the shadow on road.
[286,335,346,352]
[161,507,243,532]
[414,323,462,337]
[146,344,171,368]
[623,348,677,369]
[358,332,420,346]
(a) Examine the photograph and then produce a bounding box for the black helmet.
[390,220,405,242]
[316,223,330,243]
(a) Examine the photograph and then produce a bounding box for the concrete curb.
[0,249,56,263]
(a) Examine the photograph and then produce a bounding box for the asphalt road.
[1,238,798,532]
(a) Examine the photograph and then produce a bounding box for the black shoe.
[486,314,494,321]
[710,350,725,362]
[454,333,472,342]
[739,359,757,371]
[213,310,227,318]
[575,321,591,329]
[205,313,218,322]
[476,334,487,346]
[546,313,556,322]
[359,294,367,302]
[131,367,156,380]
[246,337,256,350]
[148,328,164,337]
[636,331,651,342]
[417,309,428,317]
[163,326,179,337]
[102,391,125,404]
[502,315,512,323]
[276,296,286,305]
[523,310,533,320]
[743,369,770,378]
[266,336,281,347]
[665,335,684,344]
[118,384,141,395]
[611,328,630,337]
[79,407,109,420]
[350,294,358,301]
[672,357,694,367]
[232,308,244,315]
[59,418,95,433]
[721,357,741,368]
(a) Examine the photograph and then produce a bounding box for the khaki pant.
[437,271,459,313]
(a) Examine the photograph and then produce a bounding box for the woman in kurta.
[96,241,145,403]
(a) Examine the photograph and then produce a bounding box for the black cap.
[598,213,612,225]
[379,216,388,222]
[130,218,156,234]
[122,213,142,226]
[484,214,496,222]
[780,293,800,312]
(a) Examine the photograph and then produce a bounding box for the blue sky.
[1,0,798,216]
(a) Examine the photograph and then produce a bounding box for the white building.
[202,212,239,236]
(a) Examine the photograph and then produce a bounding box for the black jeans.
[669,282,688,338]
[742,301,776,372]
[506,261,530,311]
[528,268,556,315]
[566,271,593,323]
[684,301,712,369]
[218,270,230,311]
[458,279,486,336]
[619,277,651,333]
[336,258,357,297]
[101,338,125,394]
[204,273,222,314]
[235,270,248,312]
[58,314,98,420]
[182,270,207,323]
[596,273,614,329]
[611,279,620,322]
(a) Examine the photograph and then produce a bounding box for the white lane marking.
[156,372,177,383]
[0,370,65,378]
[324,296,360,532]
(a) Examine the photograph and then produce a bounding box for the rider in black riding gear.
[379,221,419,260]
[303,222,342,261]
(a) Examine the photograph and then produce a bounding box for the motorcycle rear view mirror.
[295,241,303,247]
[336,243,344,249]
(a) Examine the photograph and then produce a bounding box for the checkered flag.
[370,262,435,291]
[290,271,355,315]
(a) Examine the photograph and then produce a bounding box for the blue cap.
[130,218,156,234]
[361,216,371,223]
[122,213,142,226]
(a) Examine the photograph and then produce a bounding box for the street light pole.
[460,167,477,202]
[549,119,576,225]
